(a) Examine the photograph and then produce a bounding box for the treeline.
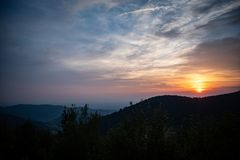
[0,105,239,160]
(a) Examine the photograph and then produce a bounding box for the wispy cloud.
[119,6,172,16]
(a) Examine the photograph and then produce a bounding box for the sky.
[0,0,240,107]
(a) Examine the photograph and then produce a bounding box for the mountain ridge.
[101,91,240,132]
[1,91,239,131]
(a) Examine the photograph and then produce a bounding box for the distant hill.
[101,91,240,132]
[0,104,114,125]
[0,104,65,122]
[0,112,49,129]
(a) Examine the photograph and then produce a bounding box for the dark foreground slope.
[101,91,240,132]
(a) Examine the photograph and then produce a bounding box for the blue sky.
[0,0,240,107]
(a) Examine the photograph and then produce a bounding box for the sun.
[190,74,207,93]
[194,80,204,93]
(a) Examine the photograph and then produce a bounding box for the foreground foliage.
[0,105,239,160]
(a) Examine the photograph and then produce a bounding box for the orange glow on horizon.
[187,74,209,94]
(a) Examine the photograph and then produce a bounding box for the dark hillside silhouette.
[101,91,240,132]
[0,91,239,160]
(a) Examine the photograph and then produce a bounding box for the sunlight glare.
[191,74,207,93]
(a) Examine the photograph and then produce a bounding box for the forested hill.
[101,91,240,131]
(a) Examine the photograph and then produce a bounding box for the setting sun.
[188,74,208,93]
[194,79,205,93]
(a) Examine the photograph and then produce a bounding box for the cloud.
[155,28,180,38]
[196,6,240,33]
[119,6,171,16]
[192,0,237,14]
[185,37,240,71]
[66,0,119,13]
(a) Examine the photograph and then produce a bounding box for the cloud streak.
[119,6,172,16]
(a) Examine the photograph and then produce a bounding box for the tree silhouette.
[54,105,102,160]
